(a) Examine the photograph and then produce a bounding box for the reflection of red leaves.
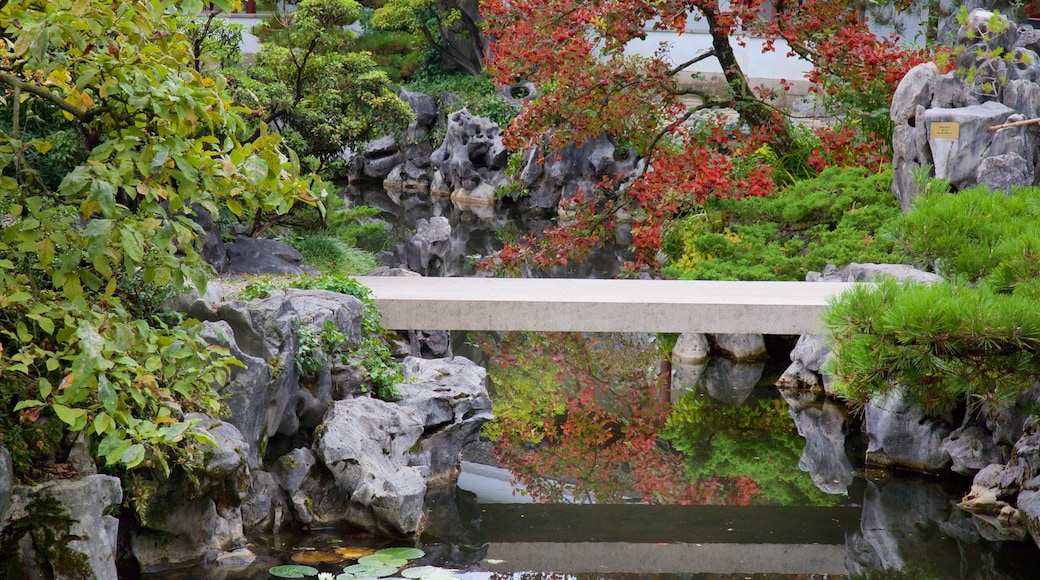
[484,332,762,506]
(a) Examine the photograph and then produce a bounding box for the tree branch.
[667,49,716,77]
[0,71,89,121]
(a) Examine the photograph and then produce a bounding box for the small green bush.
[663,166,904,281]
[827,184,1040,416]
[407,71,519,128]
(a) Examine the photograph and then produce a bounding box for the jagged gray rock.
[672,332,711,364]
[401,216,452,276]
[131,414,253,572]
[865,389,953,473]
[942,422,1003,476]
[397,356,494,485]
[891,9,1040,206]
[226,237,318,275]
[710,333,767,361]
[0,446,10,526]
[271,447,351,526]
[0,475,122,580]
[315,396,427,536]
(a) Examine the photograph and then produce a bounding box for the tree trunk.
[702,9,797,160]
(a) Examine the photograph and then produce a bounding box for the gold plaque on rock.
[930,122,960,139]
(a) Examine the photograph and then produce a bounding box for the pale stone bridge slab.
[354,277,858,334]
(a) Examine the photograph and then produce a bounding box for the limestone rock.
[891,9,1040,204]
[315,397,427,536]
[941,422,1003,476]
[240,470,288,534]
[399,88,439,129]
[0,446,11,525]
[976,152,1034,194]
[272,448,350,526]
[131,415,252,571]
[0,475,122,580]
[671,332,711,364]
[226,237,318,275]
[131,494,248,573]
[401,216,452,276]
[890,62,938,125]
[397,356,493,485]
[710,333,767,361]
[776,333,832,391]
[864,389,953,473]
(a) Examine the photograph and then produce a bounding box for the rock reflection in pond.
[470,331,837,507]
[346,184,631,278]
[671,358,765,406]
[846,476,1040,579]
[781,389,856,495]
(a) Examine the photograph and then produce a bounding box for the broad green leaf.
[268,564,319,578]
[13,399,44,411]
[98,374,117,412]
[375,548,424,560]
[94,412,115,436]
[2,292,32,307]
[52,403,87,429]
[122,444,146,468]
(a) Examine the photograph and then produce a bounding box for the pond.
[149,332,1040,580]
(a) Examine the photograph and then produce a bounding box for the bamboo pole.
[988,117,1040,131]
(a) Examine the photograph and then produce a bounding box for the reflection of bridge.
[471,502,858,575]
[354,277,857,334]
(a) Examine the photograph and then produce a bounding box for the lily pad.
[400,565,460,580]
[375,547,425,560]
[292,550,344,565]
[341,563,399,578]
[268,564,320,578]
[335,547,378,560]
[358,554,407,568]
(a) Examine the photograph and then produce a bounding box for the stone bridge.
[354,277,857,334]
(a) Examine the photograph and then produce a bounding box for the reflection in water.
[450,330,1040,579]
[345,184,632,278]
[465,331,841,507]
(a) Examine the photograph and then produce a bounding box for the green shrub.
[663,166,904,281]
[286,232,379,276]
[407,71,519,127]
[826,184,1040,416]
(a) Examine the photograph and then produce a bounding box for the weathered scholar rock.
[778,262,942,393]
[0,475,122,580]
[131,414,254,573]
[890,9,1040,208]
[0,446,10,528]
[226,237,318,276]
[177,285,366,469]
[865,389,954,473]
[314,356,491,536]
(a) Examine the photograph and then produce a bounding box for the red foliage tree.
[479,0,948,273]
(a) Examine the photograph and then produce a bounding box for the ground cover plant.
[662,166,906,281]
[826,181,1040,416]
